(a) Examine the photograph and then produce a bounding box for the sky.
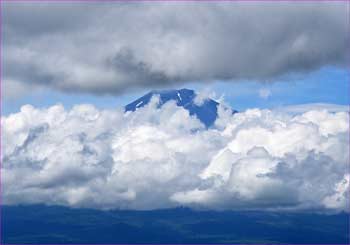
[1,2,350,212]
[3,66,349,115]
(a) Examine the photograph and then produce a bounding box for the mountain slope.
[125,88,235,127]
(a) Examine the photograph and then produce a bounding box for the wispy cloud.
[259,88,272,99]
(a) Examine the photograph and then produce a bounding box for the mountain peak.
[125,88,235,127]
[147,88,196,104]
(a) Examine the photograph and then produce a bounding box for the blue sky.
[3,66,348,115]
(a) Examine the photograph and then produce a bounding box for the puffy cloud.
[3,2,349,95]
[2,101,349,212]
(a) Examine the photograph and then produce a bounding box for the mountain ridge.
[125,88,236,127]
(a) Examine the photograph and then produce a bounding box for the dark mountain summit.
[125,88,236,127]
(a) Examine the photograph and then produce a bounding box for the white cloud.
[259,88,272,99]
[194,88,218,106]
[278,103,349,114]
[2,102,349,212]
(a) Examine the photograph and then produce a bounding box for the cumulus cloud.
[194,88,219,106]
[3,2,349,95]
[2,101,349,212]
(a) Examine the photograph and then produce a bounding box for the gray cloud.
[3,2,349,96]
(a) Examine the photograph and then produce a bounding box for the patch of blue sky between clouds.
[190,66,349,111]
[2,66,348,115]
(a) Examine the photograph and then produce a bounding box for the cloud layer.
[2,101,349,211]
[3,2,349,96]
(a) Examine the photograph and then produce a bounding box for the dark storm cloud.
[3,2,349,96]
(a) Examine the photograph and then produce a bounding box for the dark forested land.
[2,205,349,244]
